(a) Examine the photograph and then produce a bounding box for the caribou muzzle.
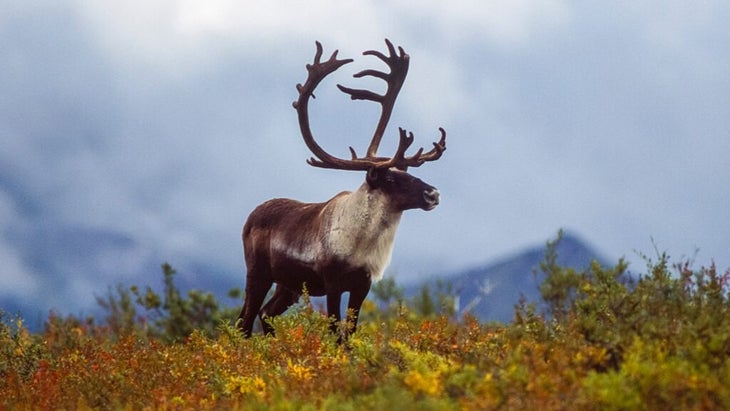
[423,188,440,210]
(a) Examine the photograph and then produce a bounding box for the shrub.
[3,234,730,409]
[97,263,241,342]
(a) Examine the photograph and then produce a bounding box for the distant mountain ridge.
[404,233,611,322]
[2,229,609,331]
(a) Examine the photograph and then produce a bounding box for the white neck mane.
[325,183,403,282]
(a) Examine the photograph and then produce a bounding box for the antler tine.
[387,127,447,171]
[293,41,352,107]
[417,127,447,163]
[336,39,409,158]
[390,128,418,171]
[294,41,369,170]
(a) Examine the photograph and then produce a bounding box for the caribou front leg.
[325,288,343,340]
[345,275,372,337]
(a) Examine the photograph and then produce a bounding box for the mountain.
[0,224,241,332]
[404,233,611,323]
[2,227,608,331]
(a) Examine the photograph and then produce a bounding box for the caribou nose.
[423,188,440,209]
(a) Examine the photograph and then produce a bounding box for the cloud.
[1,1,729,322]
[0,194,39,300]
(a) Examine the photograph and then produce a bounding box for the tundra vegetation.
[2,236,730,410]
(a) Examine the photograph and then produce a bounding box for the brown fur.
[237,168,438,339]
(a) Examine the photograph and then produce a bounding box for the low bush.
[2,235,729,409]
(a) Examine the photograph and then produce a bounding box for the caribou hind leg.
[259,284,300,335]
[237,274,273,338]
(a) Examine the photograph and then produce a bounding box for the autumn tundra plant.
[95,263,241,341]
[3,237,730,409]
[238,39,447,340]
[536,233,730,374]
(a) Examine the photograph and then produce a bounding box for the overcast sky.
[2,1,729,318]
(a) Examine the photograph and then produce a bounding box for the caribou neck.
[324,183,403,281]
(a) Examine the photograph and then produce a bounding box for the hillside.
[405,233,610,322]
[4,248,730,410]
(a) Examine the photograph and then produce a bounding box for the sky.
[1,1,729,320]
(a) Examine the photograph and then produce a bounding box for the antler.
[337,39,409,159]
[293,39,446,171]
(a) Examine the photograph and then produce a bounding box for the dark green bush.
[97,263,241,342]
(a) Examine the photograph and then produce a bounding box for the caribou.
[237,39,446,339]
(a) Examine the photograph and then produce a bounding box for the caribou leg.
[259,284,300,335]
[238,275,273,338]
[325,289,343,338]
[345,276,372,337]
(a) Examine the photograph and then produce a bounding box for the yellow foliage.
[2,253,730,410]
[224,375,267,397]
[286,358,314,382]
[403,369,442,396]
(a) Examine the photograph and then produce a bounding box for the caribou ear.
[366,168,381,187]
